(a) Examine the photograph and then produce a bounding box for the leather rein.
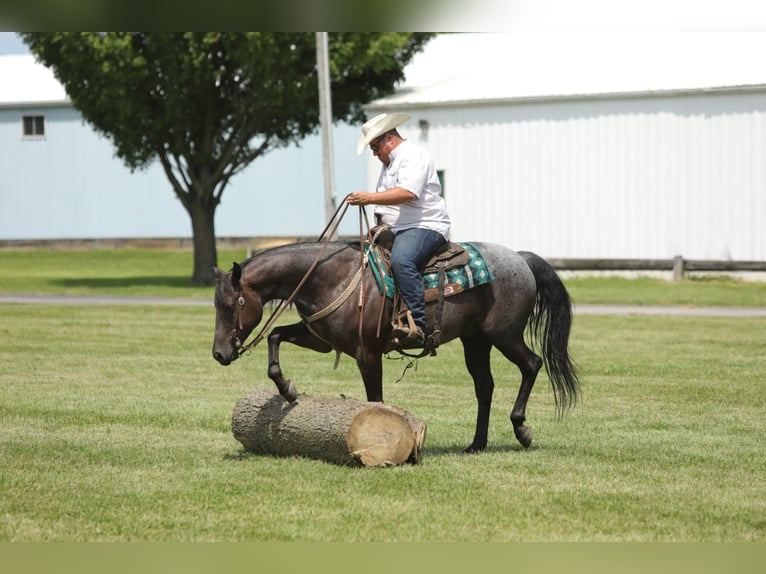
[235,194,374,357]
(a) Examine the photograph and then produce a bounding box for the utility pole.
[316,32,336,223]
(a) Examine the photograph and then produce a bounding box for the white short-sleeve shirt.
[374,139,451,239]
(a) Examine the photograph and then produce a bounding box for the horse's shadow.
[423,443,538,456]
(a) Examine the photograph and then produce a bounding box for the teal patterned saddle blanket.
[366,242,495,301]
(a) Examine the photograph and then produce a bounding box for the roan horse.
[212,240,579,452]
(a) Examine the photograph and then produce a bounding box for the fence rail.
[547,256,766,280]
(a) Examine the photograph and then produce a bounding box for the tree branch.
[156,150,191,210]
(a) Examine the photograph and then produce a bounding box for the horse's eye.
[238,296,245,306]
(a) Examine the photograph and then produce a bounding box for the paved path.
[1,294,765,317]
[573,304,766,317]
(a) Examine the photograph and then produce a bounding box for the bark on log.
[232,389,427,467]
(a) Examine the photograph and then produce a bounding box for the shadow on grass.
[421,443,536,456]
[223,442,534,464]
[52,276,199,289]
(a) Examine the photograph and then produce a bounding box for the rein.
[236,194,371,356]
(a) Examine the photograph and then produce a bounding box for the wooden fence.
[547,256,766,281]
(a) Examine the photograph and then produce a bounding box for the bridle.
[231,194,373,357]
[215,291,252,354]
[232,294,247,350]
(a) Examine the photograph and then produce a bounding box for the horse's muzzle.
[212,349,237,366]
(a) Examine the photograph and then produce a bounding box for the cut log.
[232,389,426,467]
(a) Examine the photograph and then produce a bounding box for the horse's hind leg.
[461,333,495,453]
[493,337,543,448]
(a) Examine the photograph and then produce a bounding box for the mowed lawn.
[0,249,764,541]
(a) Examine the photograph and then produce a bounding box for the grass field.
[2,247,766,307]
[1,249,765,541]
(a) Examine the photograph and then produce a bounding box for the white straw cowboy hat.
[356,112,411,155]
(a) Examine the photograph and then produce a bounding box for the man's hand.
[346,188,416,206]
[346,192,373,206]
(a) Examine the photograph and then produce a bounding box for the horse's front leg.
[267,322,332,402]
[356,347,383,402]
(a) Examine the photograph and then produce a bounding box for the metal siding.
[1,106,191,240]
[216,122,365,238]
[0,105,365,240]
[385,90,766,261]
[3,89,765,260]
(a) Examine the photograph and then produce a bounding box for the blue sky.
[0,32,28,54]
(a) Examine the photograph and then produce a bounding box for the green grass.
[1,303,764,541]
[565,275,766,307]
[1,248,765,306]
[0,248,765,541]
[0,248,247,298]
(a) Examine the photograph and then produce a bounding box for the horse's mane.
[215,240,360,309]
[240,240,361,267]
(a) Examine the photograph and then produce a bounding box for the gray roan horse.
[212,240,579,452]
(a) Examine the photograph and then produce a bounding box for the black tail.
[519,251,580,415]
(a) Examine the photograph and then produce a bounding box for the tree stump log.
[232,389,426,467]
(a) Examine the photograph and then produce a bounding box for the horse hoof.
[463,443,486,454]
[281,380,298,403]
[514,425,533,448]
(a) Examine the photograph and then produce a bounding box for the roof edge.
[0,99,72,109]
[366,83,766,112]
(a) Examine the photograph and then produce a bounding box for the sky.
[426,0,766,31]
[0,32,27,54]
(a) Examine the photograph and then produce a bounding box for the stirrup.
[390,308,420,345]
[391,325,425,348]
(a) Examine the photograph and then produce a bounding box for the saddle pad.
[366,242,495,300]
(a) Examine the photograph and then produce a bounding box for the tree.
[21,32,434,285]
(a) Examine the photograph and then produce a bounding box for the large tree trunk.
[188,196,218,286]
[232,389,427,467]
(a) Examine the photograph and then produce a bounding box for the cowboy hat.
[356,112,411,155]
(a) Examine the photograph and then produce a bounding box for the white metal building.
[0,54,365,242]
[3,33,766,262]
[365,33,766,261]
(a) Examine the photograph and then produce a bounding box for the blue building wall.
[0,104,366,241]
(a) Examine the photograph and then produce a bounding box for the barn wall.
[4,85,765,260]
[373,89,766,261]
[0,105,365,241]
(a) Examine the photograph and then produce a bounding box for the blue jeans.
[390,227,446,332]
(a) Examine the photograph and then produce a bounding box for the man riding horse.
[346,113,451,349]
[212,113,579,452]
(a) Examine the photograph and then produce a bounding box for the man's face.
[370,133,391,165]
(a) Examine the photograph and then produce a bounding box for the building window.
[22,115,45,138]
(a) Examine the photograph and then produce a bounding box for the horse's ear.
[232,262,243,288]
[213,266,226,281]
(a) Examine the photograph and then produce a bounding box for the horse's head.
[212,262,264,366]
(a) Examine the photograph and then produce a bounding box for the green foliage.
[21,33,431,175]
[329,33,432,115]
[19,33,433,284]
